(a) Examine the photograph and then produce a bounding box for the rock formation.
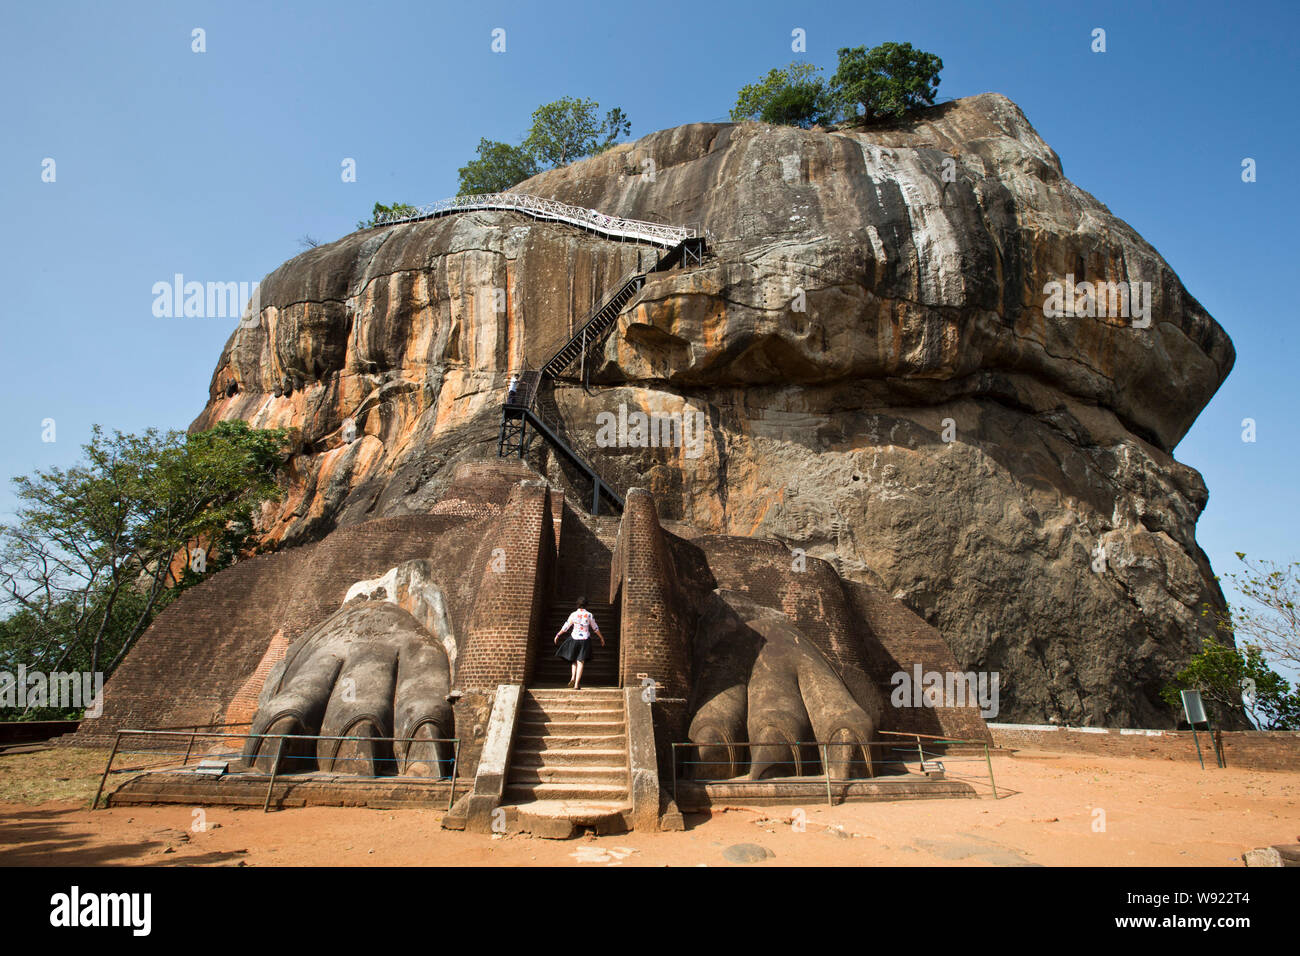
[186,92,1232,729]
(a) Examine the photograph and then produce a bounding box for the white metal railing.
[371,192,703,247]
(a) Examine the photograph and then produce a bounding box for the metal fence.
[92,728,461,813]
[671,732,998,806]
[371,192,705,247]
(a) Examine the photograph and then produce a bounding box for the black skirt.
[556,637,593,663]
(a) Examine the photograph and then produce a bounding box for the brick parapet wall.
[69,513,486,747]
[989,724,1300,772]
[612,489,691,702]
[843,580,992,743]
[690,535,991,745]
[454,481,554,692]
[688,536,869,674]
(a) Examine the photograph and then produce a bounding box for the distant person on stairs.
[554,596,604,690]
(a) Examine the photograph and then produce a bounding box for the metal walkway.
[494,227,707,514]
[372,192,708,248]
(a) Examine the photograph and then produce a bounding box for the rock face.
[195,93,1234,727]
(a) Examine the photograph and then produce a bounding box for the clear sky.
[2,0,1297,674]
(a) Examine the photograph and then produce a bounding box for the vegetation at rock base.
[731,42,944,128]
[1213,553,1300,675]
[1162,638,1300,731]
[0,421,290,718]
[1163,552,1300,729]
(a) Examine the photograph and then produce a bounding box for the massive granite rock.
[194,93,1234,727]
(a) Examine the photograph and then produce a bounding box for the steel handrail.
[371,192,702,247]
[92,728,463,813]
[670,734,999,806]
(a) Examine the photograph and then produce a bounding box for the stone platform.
[673,775,978,811]
[106,767,458,811]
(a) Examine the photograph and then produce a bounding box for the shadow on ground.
[0,807,248,866]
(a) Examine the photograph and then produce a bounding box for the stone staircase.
[499,688,632,834]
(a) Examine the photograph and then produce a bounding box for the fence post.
[447,739,461,812]
[671,744,679,809]
[984,743,998,799]
[262,739,280,813]
[822,744,833,806]
[90,731,123,811]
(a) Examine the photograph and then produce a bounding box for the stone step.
[532,668,619,684]
[519,705,625,722]
[510,748,627,767]
[507,765,628,786]
[533,671,618,683]
[495,800,631,838]
[514,732,627,750]
[525,688,623,701]
[504,782,629,802]
[517,718,624,735]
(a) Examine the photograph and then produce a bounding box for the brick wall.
[989,724,1300,772]
[67,459,542,751]
[686,533,990,744]
[454,481,554,692]
[612,489,691,700]
[843,580,993,743]
[69,513,488,747]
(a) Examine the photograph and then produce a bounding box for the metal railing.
[371,192,704,247]
[671,733,998,807]
[92,728,461,813]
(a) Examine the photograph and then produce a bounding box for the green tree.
[457,138,542,195]
[0,421,290,716]
[1162,637,1300,730]
[356,201,420,230]
[522,98,630,168]
[1208,553,1300,674]
[731,62,832,128]
[830,42,943,124]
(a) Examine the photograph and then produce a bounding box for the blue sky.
[2,0,1297,674]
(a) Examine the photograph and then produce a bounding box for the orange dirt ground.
[1,750,1296,866]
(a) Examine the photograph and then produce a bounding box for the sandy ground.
[0,748,1296,866]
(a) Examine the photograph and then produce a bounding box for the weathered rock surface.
[193,93,1234,727]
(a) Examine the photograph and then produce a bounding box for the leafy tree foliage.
[730,62,832,128]
[0,422,289,717]
[1162,637,1300,730]
[730,43,944,129]
[457,138,541,195]
[356,201,421,230]
[830,42,943,123]
[1208,553,1300,674]
[522,98,630,168]
[454,97,630,196]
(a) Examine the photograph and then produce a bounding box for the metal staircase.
[495,232,707,514]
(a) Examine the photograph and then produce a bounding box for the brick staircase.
[532,597,620,687]
[533,510,621,687]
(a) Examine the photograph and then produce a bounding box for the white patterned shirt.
[561,609,597,641]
